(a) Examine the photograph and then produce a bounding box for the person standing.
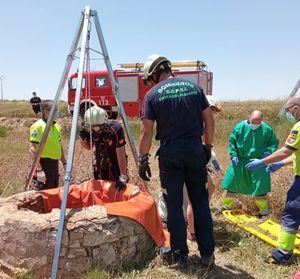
[246,96,300,265]
[30,92,42,118]
[221,110,279,216]
[29,100,66,190]
[79,106,128,190]
[138,54,215,272]
[186,95,222,241]
[157,95,222,231]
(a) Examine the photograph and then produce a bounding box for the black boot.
[198,254,215,277]
[173,250,188,270]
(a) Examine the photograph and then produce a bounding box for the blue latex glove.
[266,162,284,173]
[261,152,271,158]
[231,157,239,167]
[115,179,126,190]
[212,159,221,172]
[115,175,128,191]
[245,159,265,171]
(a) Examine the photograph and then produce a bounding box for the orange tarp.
[40,180,168,247]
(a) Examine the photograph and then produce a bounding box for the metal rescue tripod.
[288,78,300,98]
[278,78,300,115]
[25,6,143,278]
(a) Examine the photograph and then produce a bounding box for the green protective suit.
[222,120,279,195]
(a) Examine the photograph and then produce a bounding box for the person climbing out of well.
[79,106,128,191]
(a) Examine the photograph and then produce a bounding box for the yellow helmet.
[84,106,108,126]
[143,54,171,82]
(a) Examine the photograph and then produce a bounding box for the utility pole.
[0,75,4,100]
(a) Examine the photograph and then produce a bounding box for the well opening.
[0,181,163,278]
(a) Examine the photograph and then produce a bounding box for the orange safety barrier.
[40,180,169,247]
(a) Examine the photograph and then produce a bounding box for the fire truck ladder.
[25,6,145,279]
[119,60,207,70]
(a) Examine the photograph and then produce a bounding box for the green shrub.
[14,270,34,279]
[82,268,110,279]
[0,126,8,137]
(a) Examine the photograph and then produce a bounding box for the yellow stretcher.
[222,210,300,254]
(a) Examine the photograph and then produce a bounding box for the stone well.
[0,190,155,278]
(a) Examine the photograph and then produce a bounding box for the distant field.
[0,100,69,118]
[0,99,299,279]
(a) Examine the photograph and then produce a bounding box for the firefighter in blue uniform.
[138,54,215,273]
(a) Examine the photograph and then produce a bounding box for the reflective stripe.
[222,196,235,209]
[281,226,298,234]
[277,230,297,252]
[255,198,269,212]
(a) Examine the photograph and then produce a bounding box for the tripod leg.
[50,8,90,279]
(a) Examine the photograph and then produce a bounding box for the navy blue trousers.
[281,175,300,231]
[158,138,215,257]
[272,175,300,262]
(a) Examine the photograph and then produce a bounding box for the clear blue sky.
[0,0,299,101]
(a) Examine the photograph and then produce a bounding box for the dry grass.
[0,100,299,279]
[0,100,69,118]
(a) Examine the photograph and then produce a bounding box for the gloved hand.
[231,157,239,167]
[245,159,265,171]
[115,175,128,191]
[203,144,212,164]
[79,128,89,141]
[211,159,221,172]
[266,162,285,173]
[261,151,271,158]
[36,169,46,184]
[138,154,151,181]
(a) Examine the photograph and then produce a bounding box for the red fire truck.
[67,60,213,118]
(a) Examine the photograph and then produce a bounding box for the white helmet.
[206,95,221,111]
[143,54,171,82]
[84,106,108,126]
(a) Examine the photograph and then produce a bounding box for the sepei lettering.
[157,81,195,94]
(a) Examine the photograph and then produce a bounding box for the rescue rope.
[71,144,83,184]
[85,23,96,206]
[0,182,12,197]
